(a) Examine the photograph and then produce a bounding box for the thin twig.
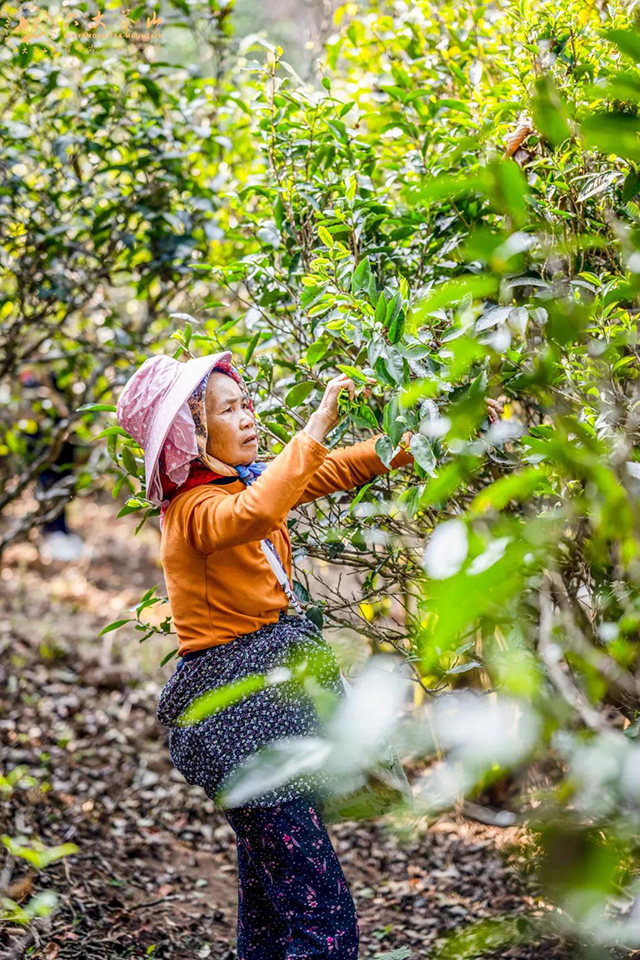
[538,585,606,731]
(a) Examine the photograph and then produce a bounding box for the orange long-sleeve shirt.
[160,430,414,654]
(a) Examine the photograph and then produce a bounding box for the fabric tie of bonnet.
[234,462,267,485]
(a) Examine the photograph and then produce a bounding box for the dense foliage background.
[3,0,640,954]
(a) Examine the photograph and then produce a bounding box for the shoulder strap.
[260,537,306,616]
[234,467,310,620]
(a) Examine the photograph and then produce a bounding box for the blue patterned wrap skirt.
[156,611,346,808]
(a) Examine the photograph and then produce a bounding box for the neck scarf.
[159,362,267,529]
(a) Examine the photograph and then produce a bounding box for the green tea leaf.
[318,225,334,248]
[375,435,394,468]
[285,381,316,407]
[306,334,332,366]
[98,618,132,636]
[409,434,437,475]
[77,403,117,413]
[531,75,571,149]
[352,257,372,295]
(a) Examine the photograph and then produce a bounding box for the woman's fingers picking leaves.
[485,397,504,424]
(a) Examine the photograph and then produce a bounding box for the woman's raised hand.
[485,397,503,424]
[304,374,356,443]
[395,396,505,457]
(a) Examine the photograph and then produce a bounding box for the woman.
[115,350,416,960]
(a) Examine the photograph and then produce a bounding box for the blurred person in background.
[19,368,84,562]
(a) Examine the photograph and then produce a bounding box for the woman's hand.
[396,396,504,453]
[304,374,356,443]
[485,397,504,424]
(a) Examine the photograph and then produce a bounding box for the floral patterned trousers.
[223,794,360,959]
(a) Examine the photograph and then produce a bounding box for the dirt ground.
[0,494,569,960]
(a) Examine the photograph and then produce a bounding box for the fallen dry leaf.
[505,120,533,157]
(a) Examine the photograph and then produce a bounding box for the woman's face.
[204,371,258,465]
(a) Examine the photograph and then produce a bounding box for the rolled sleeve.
[294,432,414,506]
